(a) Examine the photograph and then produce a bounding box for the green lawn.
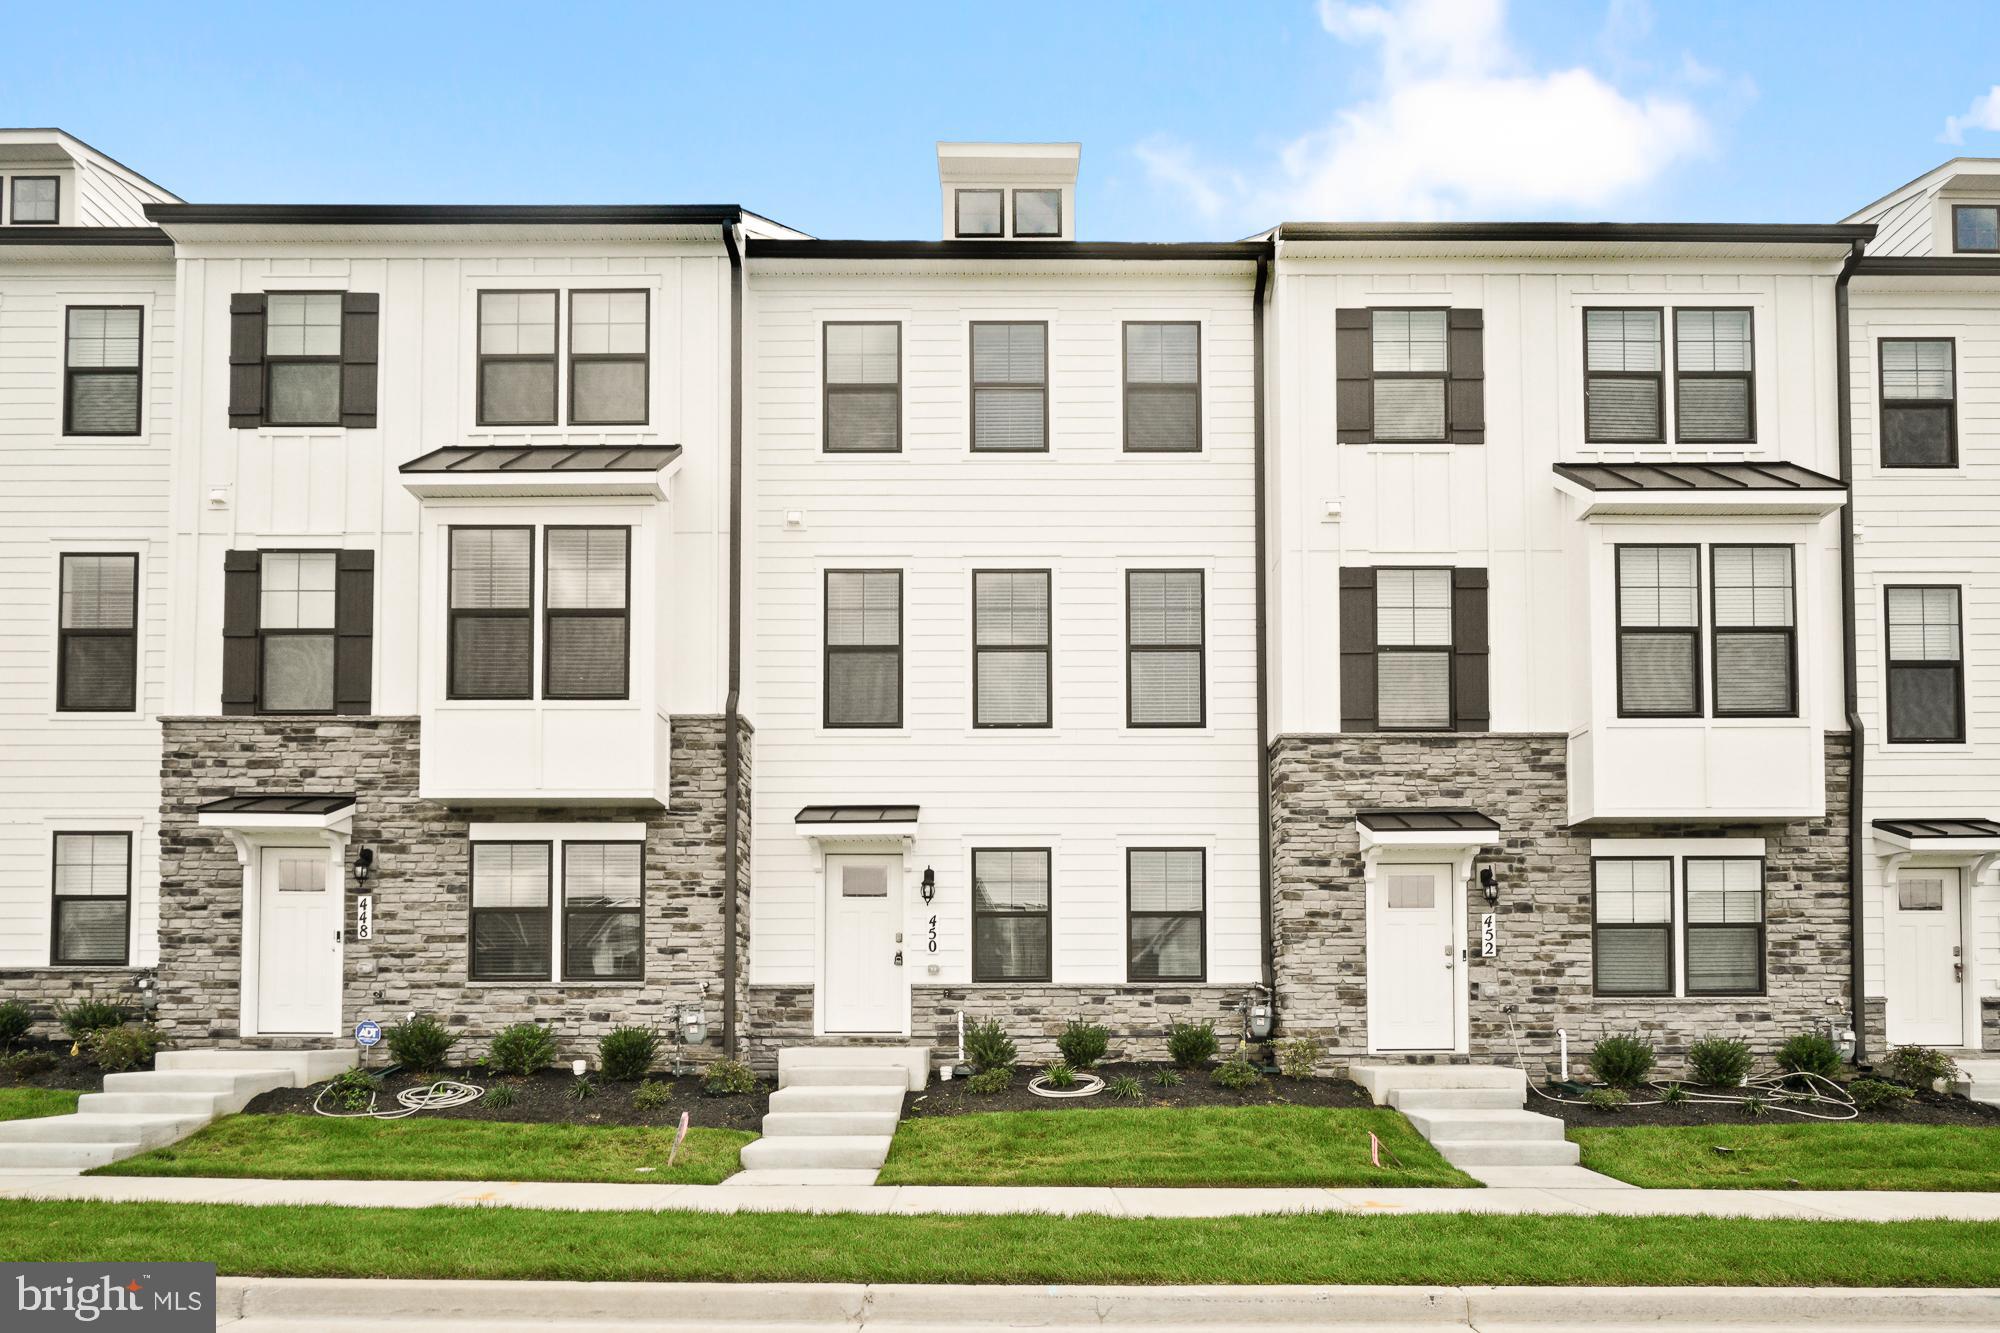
[878,1106,1476,1188]
[88,1115,752,1185]
[0,1089,79,1122]
[1572,1123,2000,1191]
[0,1201,1991,1286]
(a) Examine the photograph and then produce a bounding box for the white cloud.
[1942,85,2000,144]
[1143,0,1709,224]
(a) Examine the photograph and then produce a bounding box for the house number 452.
[927,915,938,954]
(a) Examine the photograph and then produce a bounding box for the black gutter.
[1253,244,1275,1000]
[0,226,170,247]
[145,203,747,226]
[1835,239,1869,1063]
[1277,221,1876,245]
[745,239,1263,262]
[721,222,745,1060]
[1851,256,2000,276]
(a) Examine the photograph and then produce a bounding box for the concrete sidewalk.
[4,1172,1999,1220]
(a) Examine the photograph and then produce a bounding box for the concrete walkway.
[4,1172,1999,1220]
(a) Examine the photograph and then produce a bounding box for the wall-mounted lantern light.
[1479,867,1499,904]
[920,866,936,904]
[353,847,375,888]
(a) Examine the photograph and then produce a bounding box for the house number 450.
[927,915,938,953]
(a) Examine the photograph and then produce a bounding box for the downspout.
[1835,239,1866,1063]
[1253,243,1276,1000]
[722,219,745,1060]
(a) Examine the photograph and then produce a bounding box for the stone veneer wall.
[1983,998,2000,1053]
[155,715,748,1064]
[1270,732,1853,1072]
[0,968,158,1042]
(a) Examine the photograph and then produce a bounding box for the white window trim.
[467,822,647,986]
[1122,559,1217,736]
[46,539,151,722]
[959,308,1060,457]
[457,277,669,444]
[56,291,158,446]
[1566,295,1773,458]
[1590,838,1767,1000]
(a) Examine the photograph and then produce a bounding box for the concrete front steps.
[730,1047,924,1186]
[0,1048,355,1174]
[1953,1058,2000,1107]
[1351,1062,1616,1187]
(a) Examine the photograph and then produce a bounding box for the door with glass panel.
[1370,863,1455,1051]
[823,854,903,1033]
[255,845,340,1034]
[1885,867,1963,1047]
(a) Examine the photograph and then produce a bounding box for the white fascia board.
[1871,830,2000,857]
[469,821,647,843]
[1554,475,1845,519]
[198,809,354,837]
[1359,827,1501,854]
[796,821,919,849]
[1589,836,1766,859]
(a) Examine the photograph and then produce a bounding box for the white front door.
[1885,866,1964,1047]
[824,854,903,1033]
[1371,863,1457,1051]
[256,845,341,1035]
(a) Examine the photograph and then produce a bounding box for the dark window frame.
[255,548,341,716]
[565,288,649,427]
[1709,543,1797,719]
[1672,306,1756,445]
[477,288,561,427]
[56,552,138,714]
[560,839,645,983]
[1011,188,1062,238]
[1877,337,1958,469]
[972,568,1052,729]
[1373,564,1456,731]
[448,524,536,702]
[261,290,346,428]
[1367,306,1452,444]
[822,321,903,454]
[11,175,59,225]
[62,304,143,437]
[1615,543,1704,720]
[953,188,1004,238]
[542,525,631,701]
[50,830,132,967]
[1590,855,1674,998]
[968,320,1050,453]
[1126,846,1207,983]
[1953,204,2000,254]
[971,846,1053,984]
[1121,320,1203,454]
[1884,583,1966,745]
[468,839,555,982]
[823,567,904,729]
[1680,855,1767,998]
[1583,306,1666,444]
[1125,568,1206,729]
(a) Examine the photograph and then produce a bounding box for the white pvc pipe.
[1557,1028,1569,1082]
[956,1010,965,1063]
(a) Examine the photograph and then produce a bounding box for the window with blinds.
[1128,848,1204,981]
[1617,546,1701,716]
[450,527,534,699]
[1674,309,1753,443]
[1885,585,1964,743]
[1375,568,1452,728]
[544,528,629,699]
[64,307,142,436]
[972,848,1051,982]
[1879,339,1956,467]
[58,554,137,712]
[1711,546,1794,717]
[973,570,1050,727]
[1127,570,1204,726]
[569,291,648,425]
[1684,857,1764,995]
[264,293,344,426]
[478,291,559,426]
[563,842,643,981]
[1955,204,2000,254]
[257,552,337,714]
[1585,308,1664,442]
[825,323,901,452]
[970,322,1047,451]
[470,842,552,980]
[1370,310,1448,442]
[825,570,902,726]
[51,832,130,966]
[1592,858,1672,996]
[1123,322,1200,452]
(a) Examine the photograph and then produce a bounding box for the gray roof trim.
[1853,256,2000,276]
[1277,221,1875,244]
[400,444,683,474]
[1355,809,1501,832]
[198,793,356,816]
[794,804,920,824]
[0,226,170,247]
[146,203,747,226]
[1553,461,1844,492]
[1873,817,2000,840]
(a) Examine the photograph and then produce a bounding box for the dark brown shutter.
[1339,567,1377,732]
[335,550,375,715]
[228,294,267,428]
[1448,308,1485,445]
[1452,567,1489,731]
[341,292,379,429]
[221,550,260,714]
[1335,309,1373,445]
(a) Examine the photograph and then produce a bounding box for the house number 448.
[927,915,938,953]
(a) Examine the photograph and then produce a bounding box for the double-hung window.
[1375,568,1452,728]
[1617,546,1701,716]
[58,553,137,712]
[973,570,1050,727]
[478,291,559,426]
[64,307,142,436]
[1683,858,1764,995]
[1673,309,1753,442]
[11,176,57,225]
[449,527,534,700]
[1592,858,1673,996]
[258,551,338,714]
[544,528,629,699]
[970,322,1047,451]
[1710,547,1795,717]
[1885,586,1965,743]
[1369,310,1448,442]
[1123,322,1200,452]
[1584,308,1664,443]
[825,570,902,727]
[1954,205,2000,253]
[568,291,648,425]
[562,842,643,981]
[824,323,901,452]
[972,848,1050,982]
[51,832,131,966]
[469,842,552,980]
[264,293,344,427]
[1126,570,1204,726]
[1878,339,1956,468]
[1128,848,1204,981]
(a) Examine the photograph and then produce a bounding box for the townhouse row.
[1,132,1994,1073]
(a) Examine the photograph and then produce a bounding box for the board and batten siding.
[745,262,1263,992]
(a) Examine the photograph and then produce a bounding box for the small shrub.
[1211,1051,1262,1091]
[1850,1078,1915,1112]
[965,1067,1012,1095]
[1040,1060,1077,1090]
[56,998,126,1042]
[1745,1095,1769,1117]
[84,1023,160,1073]
[385,1015,458,1072]
[1584,1086,1630,1113]
[1106,1073,1145,1100]
[567,1077,593,1102]
[703,1058,758,1095]
[1658,1081,1688,1105]
[1883,1045,1959,1091]
[631,1080,674,1112]
[964,1019,1017,1074]
[1589,1033,1656,1090]
[1166,1020,1219,1071]
[481,1082,518,1111]
[1055,1019,1109,1070]
[323,1068,382,1112]
[1777,1031,1842,1079]
[0,1001,33,1049]
[486,1022,557,1077]
[1278,1038,1319,1080]
[1151,1066,1183,1088]
[598,1026,660,1082]
[3,1050,58,1079]
[1687,1036,1753,1088]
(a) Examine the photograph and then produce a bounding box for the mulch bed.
[244,1065,770,1131]
[902,1062,1374,1118]
[1534,1082,2000,1129]
[0,1042,125,1092]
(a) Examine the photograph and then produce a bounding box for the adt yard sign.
[354,1020,381,1048]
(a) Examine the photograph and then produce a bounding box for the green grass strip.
[1571,1123,2000,1191]
[0,1089,80,1122]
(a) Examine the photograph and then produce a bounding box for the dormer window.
[954,189,1003,238]
[11,176,58,225]
[1012,189,1061,238]
[1953,204,1999,253]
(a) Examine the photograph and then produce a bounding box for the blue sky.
[12,1,2000,239]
